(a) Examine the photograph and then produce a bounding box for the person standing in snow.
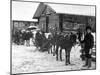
[25,30,30,46]
[81,26,94,68]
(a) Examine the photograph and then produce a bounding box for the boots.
[87,58,92,68]
[83,58,92,68]
[83,58,88,67]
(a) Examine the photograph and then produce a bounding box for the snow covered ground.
[12,44,96,74]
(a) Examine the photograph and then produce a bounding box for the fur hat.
[86,26,92,31]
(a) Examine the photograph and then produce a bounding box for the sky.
[12,1,39,21]
[12,0,95,21]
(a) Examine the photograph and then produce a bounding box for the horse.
[46,32,59,56]
[36,32,57,54]
[55,32,77,65]
[45,32,57,55]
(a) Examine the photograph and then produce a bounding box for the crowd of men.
[12,30,33,46]
[12,29,50,47]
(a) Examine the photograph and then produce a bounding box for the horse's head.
[76,32,85,45]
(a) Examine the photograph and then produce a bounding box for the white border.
[0,0,100,75]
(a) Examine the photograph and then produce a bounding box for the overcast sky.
[12,0,95,21]
[12,1,39,21]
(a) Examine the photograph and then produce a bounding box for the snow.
[12,44,96,74]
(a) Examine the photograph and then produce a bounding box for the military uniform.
[81,33,94,58]
[81,26,94,68]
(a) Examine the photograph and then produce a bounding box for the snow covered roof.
[33,3,95,18]
[47,3,95,16]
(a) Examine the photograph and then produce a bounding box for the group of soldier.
[13,29,33,46]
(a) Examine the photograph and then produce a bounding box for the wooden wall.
[38,13,59,33]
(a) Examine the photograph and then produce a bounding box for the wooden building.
[33,3,96,33]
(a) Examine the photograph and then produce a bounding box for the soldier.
[81,26,94,68]
[25,30,30,46]
[21,30,26,45]
[19,30,23,45]
[15,31,20,45]
[35,31,42,48]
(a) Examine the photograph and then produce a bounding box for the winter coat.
[81,33,94,49]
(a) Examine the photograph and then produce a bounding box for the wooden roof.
[33,2,47,18]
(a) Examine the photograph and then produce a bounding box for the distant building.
[33,2,96,33]
[12,20,37,34]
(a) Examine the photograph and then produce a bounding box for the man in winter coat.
[81,26,94,68]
